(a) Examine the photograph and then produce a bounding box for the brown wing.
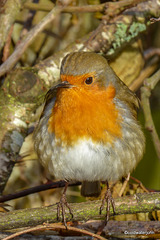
[114,75,139,119]
[40,82,60,119]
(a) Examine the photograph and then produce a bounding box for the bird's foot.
[57,182,73,228]
[99,181,116,224]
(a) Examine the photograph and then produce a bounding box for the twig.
[130,176,149,193]
[119,173,130,197]
[144,68,160,89]
[129,56,159,91]
[150,17,160,23]
[3,223,106,240]
[102,0,146,20]
[2,220,160,239]
[24,2,105,13]
[144,48,160,60]
[0,181,81,203]
[0,6,62,77]
[24,0,146,13]
[141,68,160,160]
[2,25,13,62]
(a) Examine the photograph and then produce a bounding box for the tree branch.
[23,0,146,13]
[0,181,81,203]
[0,192,160,231]
[141,68,160,160]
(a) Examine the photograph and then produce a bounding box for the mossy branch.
[0,192,160,231]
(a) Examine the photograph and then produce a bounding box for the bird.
[34,52,145,226]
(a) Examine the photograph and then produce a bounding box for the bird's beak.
[55,81,73,89]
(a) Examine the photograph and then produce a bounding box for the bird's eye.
[85,77,93,85]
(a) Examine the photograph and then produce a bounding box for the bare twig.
[2,25,13,62]
[3,223,106,240]
[0,181,81,203]
[150,17,160,23]
[24,0,146,13]
[24,2,105,13]
[119,173,130,197]
[141,68,160,160]
[2,220,160,239]
[130,176,149,193]
[102,0,146,21]
[129,57,159,91]
[144,48,160,60]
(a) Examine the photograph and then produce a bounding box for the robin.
[34,52,145,226]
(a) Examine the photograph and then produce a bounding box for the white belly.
[34,120,144,182]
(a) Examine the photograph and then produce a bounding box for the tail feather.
[81,181,101,197]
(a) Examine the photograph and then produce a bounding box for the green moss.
[115,23,128,39]
[107,22,146,55]
[128,22,146,38]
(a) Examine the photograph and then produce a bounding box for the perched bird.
[34,52,145,225]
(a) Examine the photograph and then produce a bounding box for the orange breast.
[48,84,122,146]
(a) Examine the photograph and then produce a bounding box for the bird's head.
[59,51,116,91]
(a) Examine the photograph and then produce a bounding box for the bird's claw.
[57,183,73,228]
[99,181,116,224]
